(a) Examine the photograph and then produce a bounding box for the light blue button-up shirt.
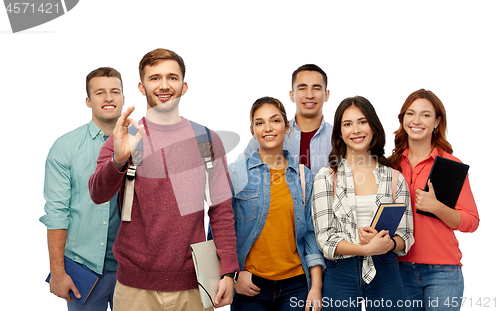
[240,117,333,175]
[229,150,325,289]
[40,120,119,274]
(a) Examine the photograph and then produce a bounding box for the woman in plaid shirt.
[312,96,414,310]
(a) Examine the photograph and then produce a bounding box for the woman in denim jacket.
[229,97,325,311]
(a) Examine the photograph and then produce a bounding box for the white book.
[190,240,221,309]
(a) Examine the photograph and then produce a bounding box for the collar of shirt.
[88,119,106,140]
[289,115,327,135]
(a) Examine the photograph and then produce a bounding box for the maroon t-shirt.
[299,129,318,170]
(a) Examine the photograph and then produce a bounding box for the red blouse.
[398,147,479,265]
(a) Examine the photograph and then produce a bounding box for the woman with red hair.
[390,89,479,311]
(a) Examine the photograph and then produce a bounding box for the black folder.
[417,156,469,219]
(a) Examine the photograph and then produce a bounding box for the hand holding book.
[358,227,395,255]
[48,269,82,302]
[45,256,99,304]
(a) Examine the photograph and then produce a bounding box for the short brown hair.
[86,67,123,98]
[139,48,186,82]
[291,64,328,89]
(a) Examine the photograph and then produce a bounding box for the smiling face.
[403,98,441,145]
[138,59,188,112]
[251,103,289,154]
[289,70,330,119]
[340,105,374,155]
[86,76,124,125]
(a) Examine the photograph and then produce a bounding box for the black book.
[417,156,469,219]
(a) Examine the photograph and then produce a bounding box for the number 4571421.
[445,297,497,308]
[6,2,60,14]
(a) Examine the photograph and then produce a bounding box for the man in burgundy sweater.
[89,48,238,310]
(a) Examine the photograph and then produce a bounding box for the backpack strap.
[299,164,306,210]
[391,170,399,203]
[122,121,215,222]
[122,126,144,222]
[190,121,215,207]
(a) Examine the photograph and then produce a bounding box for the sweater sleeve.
[206,130,239,275]
[89,135,127,204]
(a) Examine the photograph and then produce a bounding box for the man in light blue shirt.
[40,67,125,310]
[241,64,332,174]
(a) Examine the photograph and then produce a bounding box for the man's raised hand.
[112,106,145,170]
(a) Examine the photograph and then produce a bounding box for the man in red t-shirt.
[241,64,333,174]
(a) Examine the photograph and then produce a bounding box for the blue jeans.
[67,270,117,311]
[322,253,404,311]
[399,262,464,311]
[231,274,308,311]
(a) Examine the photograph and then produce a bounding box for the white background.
[0,1,498,310]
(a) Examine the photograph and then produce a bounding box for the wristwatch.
[223,271,238,283]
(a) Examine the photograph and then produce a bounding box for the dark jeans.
[232,274,308,311]
[322,253,404,310]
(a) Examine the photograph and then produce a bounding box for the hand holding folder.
[417,156,469,219]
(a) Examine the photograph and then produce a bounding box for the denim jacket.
[229,150,325,289]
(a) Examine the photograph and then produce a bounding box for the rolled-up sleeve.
[394,171,414,256]
[455,175,480,233]
[40,137,72,229]
[304,171,326,270]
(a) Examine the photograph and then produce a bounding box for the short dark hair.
[86,67,123,98]
[139,48,186,82]
[329,96,390,170]
[291,64,328,89]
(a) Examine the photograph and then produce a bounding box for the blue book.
[45,256,100,304]
[370,203,407,237]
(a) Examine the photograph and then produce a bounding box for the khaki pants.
[113,280,213,311]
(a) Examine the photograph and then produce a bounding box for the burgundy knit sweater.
[89,117,238,291]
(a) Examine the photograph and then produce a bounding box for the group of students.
[41,48,479,311]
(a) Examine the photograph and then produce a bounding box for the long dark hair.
[329,96,390,171]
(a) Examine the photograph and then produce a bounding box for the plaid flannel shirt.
[311,159,414,283]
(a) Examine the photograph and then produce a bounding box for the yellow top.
[245,168,305,280]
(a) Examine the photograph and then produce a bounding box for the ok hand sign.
[112,106,145,170]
